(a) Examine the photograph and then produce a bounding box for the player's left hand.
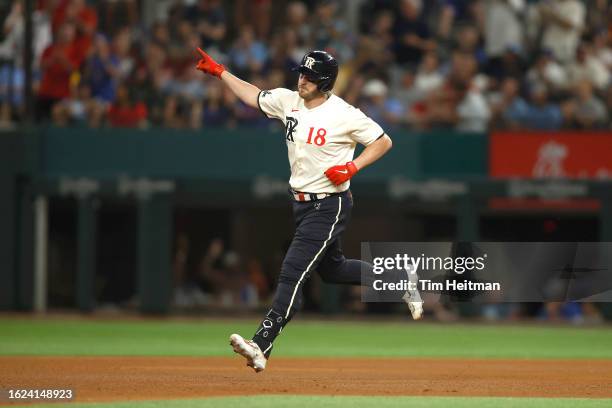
[324,161,359,186]
[195,47,225,78]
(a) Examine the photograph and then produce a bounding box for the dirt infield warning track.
[1,357,611,403]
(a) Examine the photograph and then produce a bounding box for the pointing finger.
[197,47,207,58]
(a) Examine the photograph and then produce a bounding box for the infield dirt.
[1,356,611,404]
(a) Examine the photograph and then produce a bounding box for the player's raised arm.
[195,48,260,109]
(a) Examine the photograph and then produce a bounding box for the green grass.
[20,396,612,408]
[1,317,611,359]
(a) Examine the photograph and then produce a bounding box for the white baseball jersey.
[257,89,385,193]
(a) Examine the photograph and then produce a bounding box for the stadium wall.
[1,127,611,312]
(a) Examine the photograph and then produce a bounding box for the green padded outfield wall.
[37,127,487,182]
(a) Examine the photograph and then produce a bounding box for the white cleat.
[405,297,424,320]
[229,333,267,373]
[403,266,424,320]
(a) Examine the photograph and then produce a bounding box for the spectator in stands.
[506,83,563,130]
[100,0,138,34]
[0,1,22,56]
[51,81,93,126]
[130,42,171,126]
[566,43,610,92]
[163,65,205,129]
[112,27,136,81]
[454,25,486,67]
[4,0,606,132]
[310,0,353,62]
[83,34,119,116]
[392,0,436,68]
[437,0,483,40]
[489,77,528,129]
[536,0,585,64]
[228,25,268,78]
[268,28,305,74]
[455,82,491,132]
[393,70,423,122]
[487,44,526,83]
[221,85,239,128]
[167,18,198,70]
[184,0,226,50]
[150,21,170,49]
[412,82,491,132]
[52,0,98,64]
[483,0,525,65]
[567,80,609,129]
[106,82,147,128]
[202,79,233,127]
[0,1,35,125]
[583,0,609,38]
[37,22,81,120]
[447,51,479,88]
[285,1,311,48]
[412,51,478,130]
[413,51,444,95]
[370,9,395,54]
[525,49,568,96]
[359,78,404,130]
[265,68,286,89]
[235,0,272,41]
[341,73,366,107]
[0,62,24,127]
[34,1,54,68]
[355,9,395,78]
[592,29,612,71]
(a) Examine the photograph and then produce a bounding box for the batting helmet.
[293,50,338,92]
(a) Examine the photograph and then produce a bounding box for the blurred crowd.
[0,0,610,131]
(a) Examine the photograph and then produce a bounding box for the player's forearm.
[353,134,392,171]
[220,71,261,109]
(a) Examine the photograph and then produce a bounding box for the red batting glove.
[195,47,225,78]
[324,161,359,186]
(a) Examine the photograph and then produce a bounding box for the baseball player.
[195,48,423,373]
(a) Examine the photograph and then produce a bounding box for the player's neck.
[303,92,330,110]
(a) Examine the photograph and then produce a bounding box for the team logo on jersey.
[304,57,316,69]
[285,116,298,142]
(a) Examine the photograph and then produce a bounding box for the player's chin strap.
[252,309,286,358]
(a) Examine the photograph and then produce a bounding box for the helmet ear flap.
[317,78,332,93]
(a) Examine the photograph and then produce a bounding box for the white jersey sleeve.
[257,88,295,120]
[347,107,385,146]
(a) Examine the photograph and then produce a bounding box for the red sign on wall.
[490,131,612,179]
